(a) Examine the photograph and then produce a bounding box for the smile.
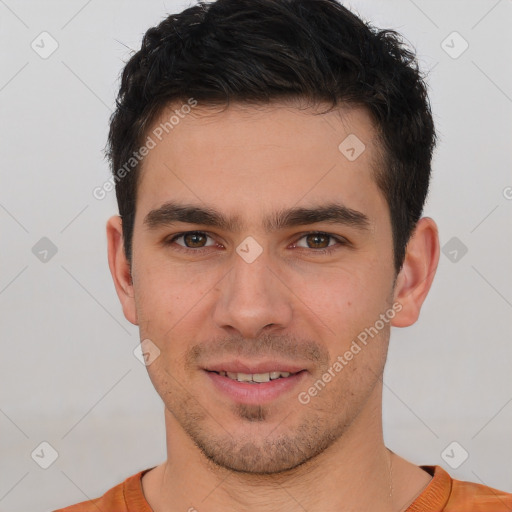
[211,370,295,383]
[205,368,307,405]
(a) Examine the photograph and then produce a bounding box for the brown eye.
[293,232,347,254]
[305,233,330,249]
[182,232,208,248]
[167,231,217,250]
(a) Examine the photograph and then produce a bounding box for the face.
[121,102,400,473]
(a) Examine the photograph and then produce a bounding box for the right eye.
[165,231,220,252]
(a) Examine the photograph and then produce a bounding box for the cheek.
[288,263,390,337]
[132,258,222,370]
[133,253,212,320]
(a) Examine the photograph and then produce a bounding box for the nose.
[212,248,294,339]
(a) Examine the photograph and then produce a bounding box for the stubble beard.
[153,324,390,475]
[169,388,353,475]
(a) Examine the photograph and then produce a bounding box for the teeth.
[217,371,293,383]
[253,373,270,383]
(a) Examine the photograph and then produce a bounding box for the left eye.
[294,232,342,250]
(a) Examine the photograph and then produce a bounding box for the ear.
[106,215,138,325]
[391,217,440,327]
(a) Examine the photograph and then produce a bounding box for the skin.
[107,101,439,512]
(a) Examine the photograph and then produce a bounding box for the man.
[56,0,512,510]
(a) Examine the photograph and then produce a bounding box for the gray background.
[0,0,511,510]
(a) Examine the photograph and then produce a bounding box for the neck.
[143,382,408,512]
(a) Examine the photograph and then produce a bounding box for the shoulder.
[445,475,512,512]
[53,478,127,512]
[53,469,151,512]
[408,465,512,512]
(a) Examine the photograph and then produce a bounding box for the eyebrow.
[143,201,371,233]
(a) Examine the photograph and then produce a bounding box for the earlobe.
[106,215,138,325]
[391,217,440,328]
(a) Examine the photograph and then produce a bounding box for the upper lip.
[204,360,306,374]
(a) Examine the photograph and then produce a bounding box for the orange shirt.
[54,465,512,512]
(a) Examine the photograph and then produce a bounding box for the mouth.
[203,363,308,405]
[209,370,299,383]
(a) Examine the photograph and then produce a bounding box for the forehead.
[136,101,386,227]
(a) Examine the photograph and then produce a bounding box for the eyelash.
[164,231,348,256]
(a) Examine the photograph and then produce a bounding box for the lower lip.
[205,370,307,405]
